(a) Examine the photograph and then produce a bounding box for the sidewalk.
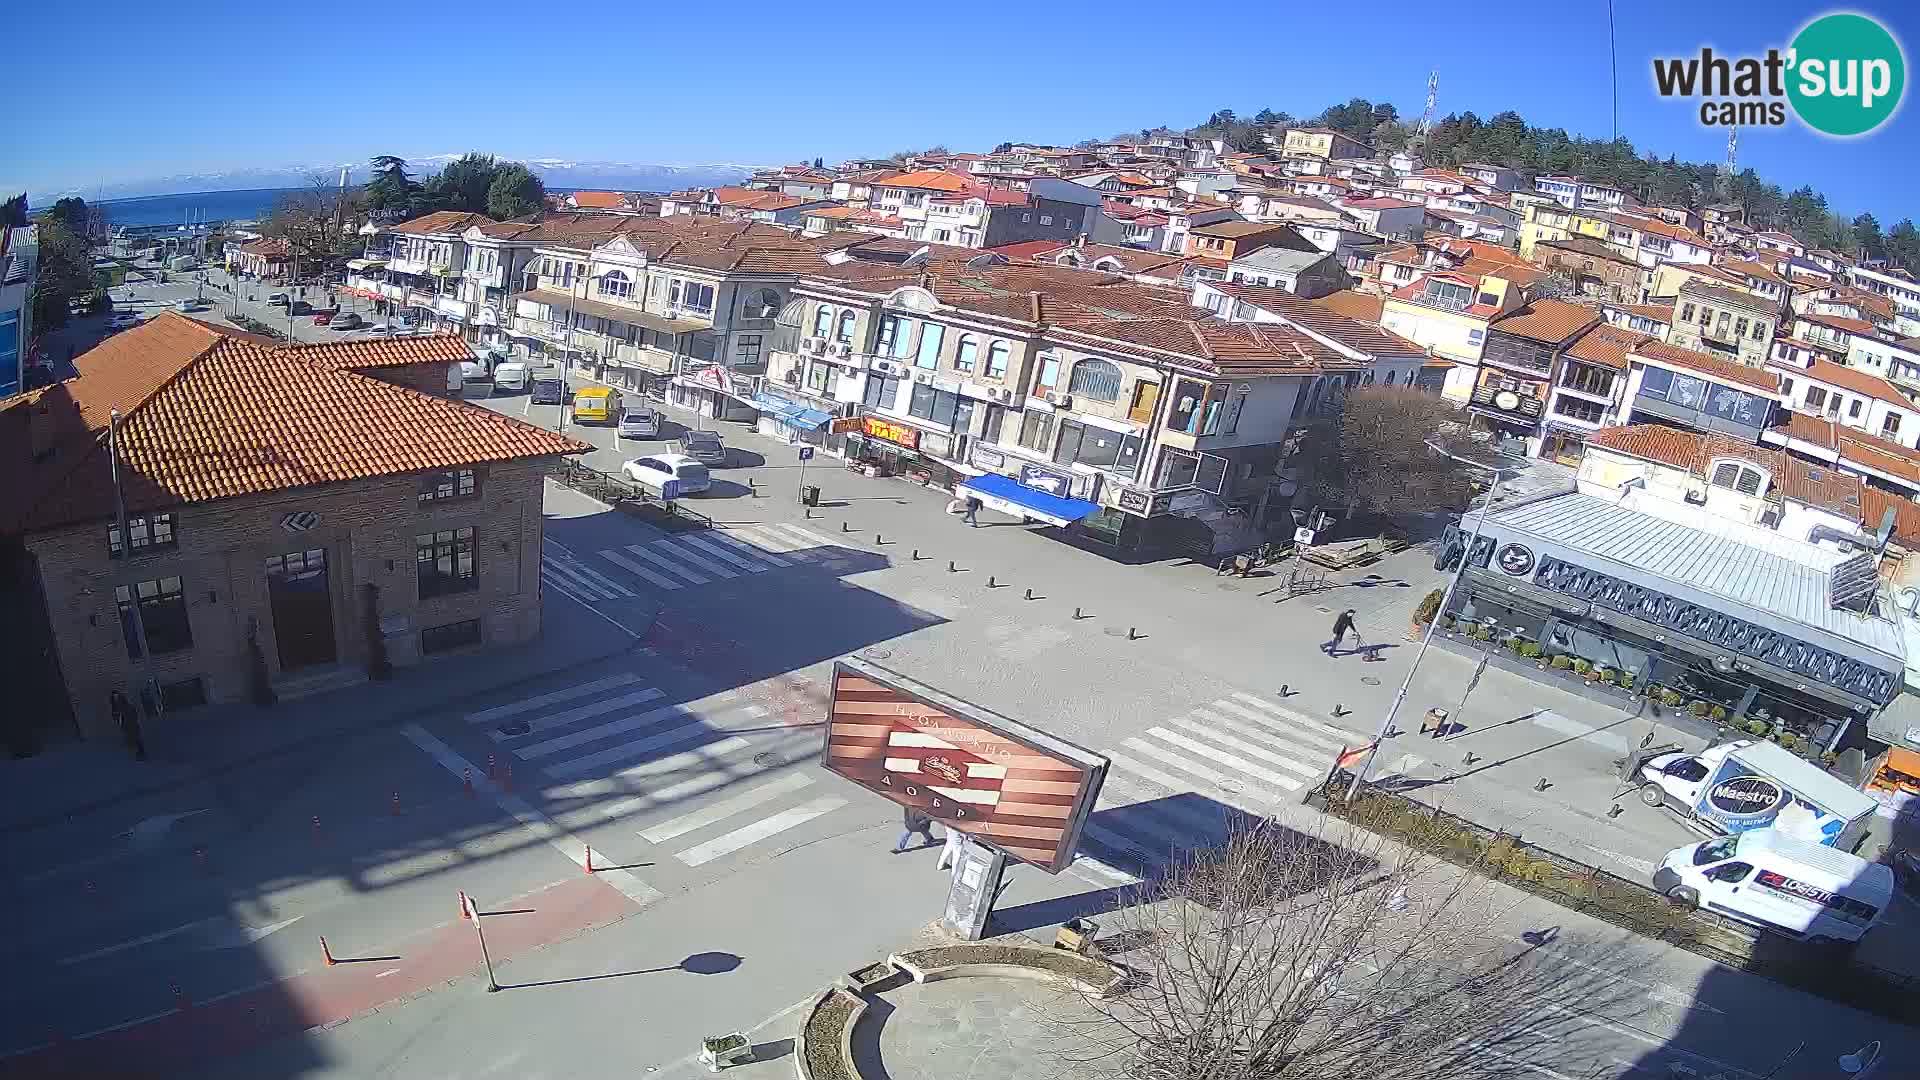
[1,569,645,837]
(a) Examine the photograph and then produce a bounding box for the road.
[101,265,399,347]
[5,371,1914,1077]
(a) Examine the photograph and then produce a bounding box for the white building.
[0,224,36,400]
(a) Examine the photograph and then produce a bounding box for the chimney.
[1030,291,1044,323]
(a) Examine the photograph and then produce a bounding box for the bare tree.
[1301,384,1477,519]
[1045,819,1638,1080]
[261,172,366,278]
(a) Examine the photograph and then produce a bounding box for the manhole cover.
[1216,583,1241,591]
[1362,676,1381,686]
[1313,605,1333,614]
[753,752,780,767]
[860,648,893,660]
[496,720,531,737]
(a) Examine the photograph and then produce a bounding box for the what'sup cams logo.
[1653,12,1906,136]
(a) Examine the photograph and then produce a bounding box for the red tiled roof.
[1801,312,1878,337]
[1315,290,1385,324]
[1801,358,1911,407]
[1564,323,1650,370]
[389,211,494,235]
[876,170,974,193]
[987,239,1073,261]
[1858,486,1920,547]
[1632,340,1781,392]
[1836,432,1920,486]
[1490,300,1599,345]
[1588,424,1865,517]
[1205,284,1421,356]
[568,191,628,209]
[238,237,291,258]
[0,315,587,536]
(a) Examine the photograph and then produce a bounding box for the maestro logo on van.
[1707,775,1790,817]
[1653,12,1906,136]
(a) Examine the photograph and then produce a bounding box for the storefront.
[751,391,839,450]
[1440,491,1903,756]
[671,362,758,422]
[846,415,959,488]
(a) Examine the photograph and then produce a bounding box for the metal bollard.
[1127,626,1139,640]
[842,521,851,533]
[988,575,996,588]
[948,560,956,572]
[1073,606,1083,620]
[1025,588,1034,600]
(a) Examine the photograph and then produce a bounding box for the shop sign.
[830,416,864,435]
[971,444,1007,470]
[1116,488,1150,514]
[689,364,739,396]
[1496,543,1535,576]
[1706,775,1788,818]
[920,430,956,460]
[863,416,920,449]
[1019,464,1071,498]
[1168,490,1210,514]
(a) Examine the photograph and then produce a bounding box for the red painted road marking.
[0,875,633,1078]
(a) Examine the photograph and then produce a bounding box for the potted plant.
[1412,589,1444,636]
[1659,688,1686,708]
[700,1033,753,1071]
[1571,658,1592,677]
[1549,654,1572,670]
[1746,719,1773,739]
[1709,705,1729,724]
[1618,672,1636,692]
[1821,750,1840,767]
[1777,731,1799,751]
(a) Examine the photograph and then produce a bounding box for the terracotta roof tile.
[1858,486,1920,546]
[0,314,587,536]
[1801,358,1911,407]
[1490,300,1600,345]
[389,211,495,235]
[1588,423,1865,517]
[1632,340,1780,392]
[875,170,974,193]
[1203,285,1421,356]
[1564,323,1649,370]
[1314,290,1385,324]
[567,191,629,209]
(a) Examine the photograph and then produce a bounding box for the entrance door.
[265,548,337,671]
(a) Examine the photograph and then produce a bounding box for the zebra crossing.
[590,522,846,593]
[460,673,847,869]
[540,541,636,605]
[1072,691,1421,886]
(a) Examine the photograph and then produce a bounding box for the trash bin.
[800,484,820,507]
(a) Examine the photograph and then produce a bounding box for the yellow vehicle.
[572,386,617,423]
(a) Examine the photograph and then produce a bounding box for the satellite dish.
[965,253,1007,269]
[902,245,932,268]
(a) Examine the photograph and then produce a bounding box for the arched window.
[746,288,781,319]
[985,342,1010,379]
[955,336,979,372]
[1067,358,1123,402]
[836,310,858,343]
[1385,370,1397,386]
[1709,457,1769,496]
[1362,372,1375,386]
[812,305,834,337]
[598,270,633,300]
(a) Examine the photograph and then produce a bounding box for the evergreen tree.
[485,163,546,221]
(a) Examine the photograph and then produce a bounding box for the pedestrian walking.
[962,494,983,528]
[893,807,935,853]
[111,689,147,762]
[1325,609,1359,655]
[937,827,964,870]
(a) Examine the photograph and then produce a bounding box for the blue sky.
[9,0,1916,222]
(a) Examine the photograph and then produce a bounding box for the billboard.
[822,659,1108,874]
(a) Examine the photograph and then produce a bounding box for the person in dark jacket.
[963,494,983,528]
[1325,609,1359,655]
[893,806,936,853]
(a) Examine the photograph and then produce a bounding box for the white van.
[1653,828,1893,945]
[493,362,529,393]
[450,361,494,399]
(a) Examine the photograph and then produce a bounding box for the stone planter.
[794,987,866,1080]
[700,1032,752,1072]
[890,943,1126,1000]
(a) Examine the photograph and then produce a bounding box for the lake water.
[97,188,299,228]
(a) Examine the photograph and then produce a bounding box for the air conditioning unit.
[802,337,824,354]
[1048,393,1074,409]
[834,342,853,358]
[874,360,900,376]
[913,371,932,384]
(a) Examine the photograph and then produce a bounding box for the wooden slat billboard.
[822,659,1108,874]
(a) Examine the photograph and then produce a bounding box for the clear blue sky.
[10,1,1916,222]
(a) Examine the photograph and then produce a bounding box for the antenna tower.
[1719,126,1737,201]
[1418,70,1438,137]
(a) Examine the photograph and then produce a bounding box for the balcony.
[387,255,429,276]
[511,315,569,344]
[615,342,675,374]
[462,264,504,287]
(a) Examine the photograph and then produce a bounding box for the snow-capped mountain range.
[35,155,762,203]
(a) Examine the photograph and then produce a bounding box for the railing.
[550,459,715,531]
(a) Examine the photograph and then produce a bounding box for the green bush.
[1618,673,1636,691]
[1659,688,1686,707]
[1550,654,1572,669]
[1689,700,1713,718]
[1777,731,1798,750]
[1746,719,1773,738]
[1414,589,1444,626]
[1571,658,1592,675]
[1517,641,1543,659]
[1710,705,1729,723]
[1469,625,1492,641]
[1821,750,1839,766]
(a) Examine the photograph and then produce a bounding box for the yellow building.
[1518,203,1609,261]
[1280,127,1372,161]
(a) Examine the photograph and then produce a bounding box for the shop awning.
[958,473,1100,529]
[346,258,387,271]
[751,394,832,431]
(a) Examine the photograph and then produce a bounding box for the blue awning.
[958,473,1101,528]
[751,395,833,431]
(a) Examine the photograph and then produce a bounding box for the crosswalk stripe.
[487,688,667,742]
[1107,749,1206,801]
[1165,716,1322,780]
[465,674,645,725]
[547,735,758,801]
[514,699,703,759]
[559,558,635,598]
[708,530,793,567]
[765,522,840,552]
[681,534,773,573]
[674,797,847,866]
[542,558,618,601]
[541,567,597,605]
[1226,692,1370,743]
[730,525,811,558]
[542,726,750,780]
[622,544,710,585]
[598,548,683,590]
[1070,848,1143,887]
[656,538,737,579]
[1194,704,1349,755]
[1119,740,1282,814]
[1097,773,1236,843]
[639,772,816,843]
[1147,727,1304,792]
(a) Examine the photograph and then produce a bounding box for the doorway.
[265,548,337,671]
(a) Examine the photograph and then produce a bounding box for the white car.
[622,453,711,497]
[173,299,208,313]
[617,407,661,439]
[108,313,141,331]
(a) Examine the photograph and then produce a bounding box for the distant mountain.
[34,156,762,204]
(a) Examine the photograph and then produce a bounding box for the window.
[670,280,716,314]
[1021,213,1031,223]
[908,384,962,427]
[890,317,916,359]
[418,469,478,504]
[1559,362,1615,398]
[422,618,483,655]
[1221,389,1246,434]
[981,403,1006,444]
[1035,354,1062,392]
[1017,410,1055,453]
[1040,215,1053,226]
[1707,862,1754,884]
[1385,371,1397,386]
[108,512,177,558]
[1709,460,1766,496]
[1884,414,1904,439]
[1804,386,1828,410]
[1734,317,1749,340]
[599,270,633,300]
[1059,422,1145,476]
[1551,394,1606,424]
[806,363,831,393]
[159,677,208,711]
[1066,358,1122,401]
[914,322,945,369]
[836,310,857,344]
[1849,398,1863,419]
[986,342,1009,379]
[1781,377,1794,396]
[734,335,763,365]
[117,576,191,658]
[1751,320,1767,340]
[863,375,903,410]
[954,336,978,373]
[812,306,833,337]
[417,527,478,599]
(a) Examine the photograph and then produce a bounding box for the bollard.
[459,889,471,921]
[876,533,883,545]
[804,507,812,519]
[1128,626,1139,640]
[173,981,192,1010]
[987,575,995,589]
[1462,751,1479,766]
[911,548,919,560]
[391,791,402,817]
[1607,804,1624,819]
[842,521,851,533]
[320,937,337,967]
[487,752,498,780]
[1025,588,1034,601]
[1535,777,1550,792]
[1332,704,1348,717]
[463,768,475,798]
[584,845,595,874]
[1073,606,1082,620]
[1279,683,1290,698]
[948,560,956,573]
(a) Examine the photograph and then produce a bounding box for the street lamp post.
[1344,439,1517,802]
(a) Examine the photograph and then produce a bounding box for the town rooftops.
[0,314,588,537]
[1340,196,1423,210]
[1588,424,1865,519]
[1632,339,1780,392]
[876,169,974,193]
[567,191,630,209]
[1490,299,1600,345]
[1679,279,1778,313]
[1564,323,1651,370]
[389,211,495,235]
[1800,358,1911,407]
[1205,284,1422,356]
[1192,219,1300,239]
[237,237,292,258]
[1314,289,1386,324]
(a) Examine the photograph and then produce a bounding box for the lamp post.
[1345,438,1522,802]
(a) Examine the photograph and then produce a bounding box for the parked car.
[617,407,662,440]
[331,313,364,330]
[266,292,290,306]
[622,453,711,497]
[289,300,314,316]
[679,429,728,466]
[171,299,208,313]
[107,313,141,331]
[492,362,529,393]
[529,374,568,405]
[313,309,336,325]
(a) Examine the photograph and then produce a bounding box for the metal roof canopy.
[1465,492,1904,671]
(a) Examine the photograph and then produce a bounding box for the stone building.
[0,314,585,748]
